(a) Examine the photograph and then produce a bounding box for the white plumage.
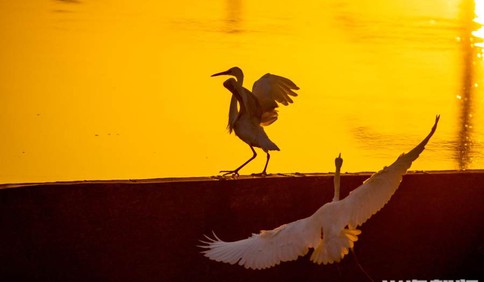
[200,115,440,269]
[211,67,299,176]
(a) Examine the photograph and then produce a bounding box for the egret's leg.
[350,248,374,282]
[220,146,257,177]
[252,151,270,176]
[335,264,343,281]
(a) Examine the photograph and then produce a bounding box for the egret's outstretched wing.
[309,116,440,265]
[327,115,440,231]
[252,73,299,126]
[200,214,322,270]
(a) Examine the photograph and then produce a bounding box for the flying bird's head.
[211,66,244,83]
[335,153,343,171]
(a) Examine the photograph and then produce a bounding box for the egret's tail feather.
[259,137,280,151]
[310,228,361,264]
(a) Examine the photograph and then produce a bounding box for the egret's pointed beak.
[211,70,232,77]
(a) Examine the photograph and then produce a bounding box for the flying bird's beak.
[211,70,231,77]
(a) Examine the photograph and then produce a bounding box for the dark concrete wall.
[0,172,483,282]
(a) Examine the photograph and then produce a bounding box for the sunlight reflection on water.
[0,0,483,183]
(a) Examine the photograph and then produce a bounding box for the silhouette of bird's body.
[200,116,440,269]
[212,67,299,176]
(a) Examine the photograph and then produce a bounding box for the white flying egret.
[200,115,440,270]
[211,67,299,176]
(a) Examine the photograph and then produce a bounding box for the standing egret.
[211,67,299,176]
[200,116,439,270]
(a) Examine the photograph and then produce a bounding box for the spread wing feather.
[309,115,439,264]
[327,115,440,231]
[200,214,322,269]
[252,73,299,125]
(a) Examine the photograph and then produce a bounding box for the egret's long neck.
[235,75,244,86]
[231,69,244,86]
[226,81,246,114]
[332,154,343,202]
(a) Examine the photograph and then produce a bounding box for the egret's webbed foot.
[220,170,240,178]
[220,146,257,178]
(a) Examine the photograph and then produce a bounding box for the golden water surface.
[1,0,483,183]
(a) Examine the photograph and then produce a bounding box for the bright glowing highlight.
[473,0,484,47]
